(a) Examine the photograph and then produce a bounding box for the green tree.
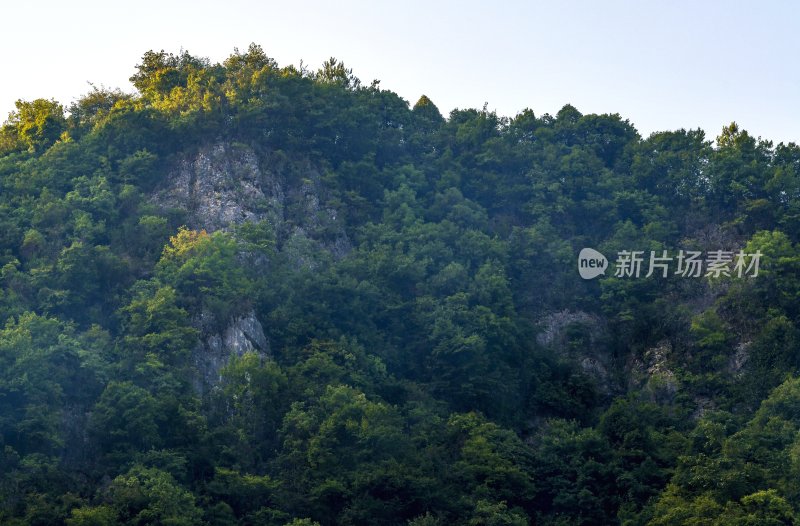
[4,99,66,152]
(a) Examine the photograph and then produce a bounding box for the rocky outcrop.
[536,311,684,404]
[152,143,278,231]
[728,341,750,376]
[151,142,351,265]
[191,309,270,394]
[627,340,679,404]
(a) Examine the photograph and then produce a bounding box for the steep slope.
[0,46,798,525]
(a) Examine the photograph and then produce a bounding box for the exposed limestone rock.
[628,340,679,404]
[151,142,351,265]
[728,341,750,376]
[152,143,279,232]
[191,309,270,394]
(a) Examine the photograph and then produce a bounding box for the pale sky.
[2,1,798,144]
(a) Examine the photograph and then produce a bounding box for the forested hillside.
[1,44,799,525]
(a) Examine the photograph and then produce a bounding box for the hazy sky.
[2,1,798,143]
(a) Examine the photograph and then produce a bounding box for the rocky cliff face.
[151,142,351,392]
[152,142,351,258]
[535,310,680,402]
[627,340,679,404]
[152,143,275,231]
[191,309,270,394]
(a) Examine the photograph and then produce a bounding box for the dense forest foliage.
[1,44,799,525]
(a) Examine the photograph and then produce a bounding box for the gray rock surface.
[728,341,750,376]
[628,340,679,404]
[192,309,270,394]
[152,143,280,232]
[152,142,351,265]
